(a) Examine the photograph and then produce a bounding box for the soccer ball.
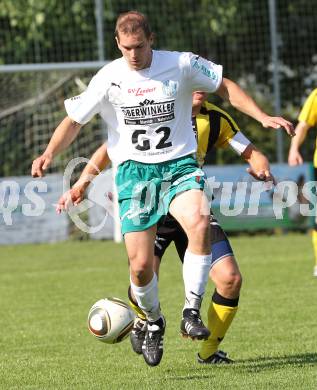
[87,297,135,344]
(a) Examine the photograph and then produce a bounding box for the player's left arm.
[225,130,275,183]
[206,110,275,183]
[216,77,295,136]
[74,143,110,190]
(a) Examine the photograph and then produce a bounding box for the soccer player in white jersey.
[31,11,294,367]
[56,92,275,364]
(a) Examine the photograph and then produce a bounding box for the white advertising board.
[0,174,68,244]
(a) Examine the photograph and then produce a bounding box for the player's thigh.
[116,160,163,235]
[154,230,173,261]
[154,233,173,277]
[173,227,189,262]
[169,189,210,232]
[155,214,186,262]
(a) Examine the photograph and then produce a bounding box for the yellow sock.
[199,291,238,360]
[128,286,146,320]
[312,230,317,266]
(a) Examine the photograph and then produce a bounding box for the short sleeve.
[298,89,317,127]
[64,73,108,125]
[181,52,223,93]
[215,109,241,149]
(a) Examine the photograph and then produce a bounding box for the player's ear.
[149,33,154,46]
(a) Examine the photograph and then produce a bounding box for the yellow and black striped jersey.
[298,88,317,167]
[299,88,317,128]
[192,100,241,166]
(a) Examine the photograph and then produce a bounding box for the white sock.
[130,273,161,322]
[183,250,212,310]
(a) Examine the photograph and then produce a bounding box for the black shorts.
[154,211,234,267]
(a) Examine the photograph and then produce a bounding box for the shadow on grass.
[164,374,212,381]
[159,354,317,384]
[236,353,317,372]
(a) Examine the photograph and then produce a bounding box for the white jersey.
[65,50,222,165]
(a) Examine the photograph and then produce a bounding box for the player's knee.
[129,256,152,280]
[227,271,242,294]
[218,270,242,296]
[234,271,242,291]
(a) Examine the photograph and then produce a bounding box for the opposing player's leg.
[197,256,240,364]
[198,217,242,364]
[128,286,147,355]
[169,187,212,340]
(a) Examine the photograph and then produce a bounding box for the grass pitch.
[0,233,316,389]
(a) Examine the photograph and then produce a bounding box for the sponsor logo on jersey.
[161,80,178,97]
[121,99,175,125]
[191,58,218,81]
[127,87,156,96]
[108,82,124,105]
[139,99,155,106]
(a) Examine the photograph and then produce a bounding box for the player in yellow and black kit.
[288,88,317,277]
[57,91,274,364]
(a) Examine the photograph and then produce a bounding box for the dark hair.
[115,11,152,39]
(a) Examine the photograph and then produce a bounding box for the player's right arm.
[185,53,294,136]
[288,121,310,166]
[216,78,295,136]
[56,143,110,213]
[31,117,82,177]
[32,69,108,178]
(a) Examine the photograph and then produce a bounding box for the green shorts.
[115,154,207,234]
